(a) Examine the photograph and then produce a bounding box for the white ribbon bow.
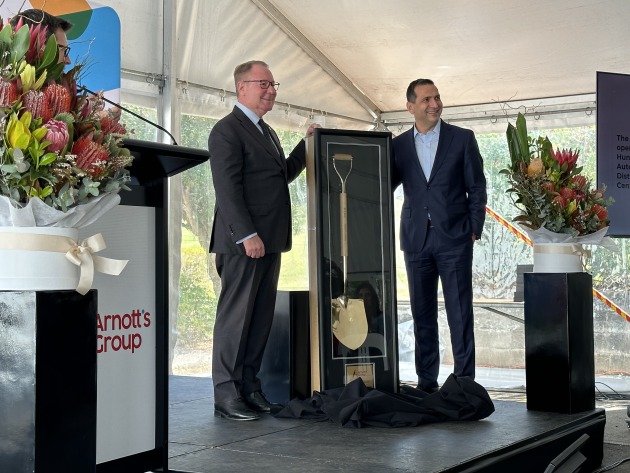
[0,231,128,295]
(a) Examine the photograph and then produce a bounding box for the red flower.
[592,204,608,222]
[44,83,73,116]
[72,135,109,175]
[541,181,555,193]
[551,147,579,172]
[21,90,53,122]
[100,115,128,136]
[552,195,566,208]
[0,80,18,108]
[559,187,576,200]
[570,175,587,190]
[43,120,70,153]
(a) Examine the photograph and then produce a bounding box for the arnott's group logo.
[97,309,151,354]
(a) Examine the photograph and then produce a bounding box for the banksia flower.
[592,204,608,222]
[527,157,544,176]
[559,187,576,201]
[0,80,18,108]
[21,89,53,122]
[72,135,109,175]
[552,195,566,208]
[44,83,73,116]
[100,115,127,136]
[569,175,587,190]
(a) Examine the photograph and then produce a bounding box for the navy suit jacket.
[392,120,487,254]
[208,106,306,255]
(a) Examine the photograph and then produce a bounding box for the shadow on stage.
[165,376,605,473]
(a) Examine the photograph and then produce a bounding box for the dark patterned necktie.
[259,119,279,155]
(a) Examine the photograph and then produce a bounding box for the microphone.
[77,85,178,145]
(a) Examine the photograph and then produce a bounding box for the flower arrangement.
[502,113,613,241]
[0,15,133,225]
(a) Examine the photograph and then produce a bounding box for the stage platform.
[164,376,611,473]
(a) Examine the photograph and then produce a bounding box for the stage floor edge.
[162,376,604,473]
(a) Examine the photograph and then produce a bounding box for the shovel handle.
[340,190,348,257]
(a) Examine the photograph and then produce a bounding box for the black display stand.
[95,139,208,473]
[0,290,97,473]
[259,291,311,403]
[306,129,398,393]
[524,272,595,414]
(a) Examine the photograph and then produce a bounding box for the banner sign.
[596,71,630,237]
[81,205,157,464]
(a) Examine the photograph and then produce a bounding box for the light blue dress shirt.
[414,120,441,180]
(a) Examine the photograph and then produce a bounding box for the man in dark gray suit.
[392,79,487,394]
[208,60,317,420]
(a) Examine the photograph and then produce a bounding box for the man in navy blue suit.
[392,79,487,393]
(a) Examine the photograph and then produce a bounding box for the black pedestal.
[259,291,311,404]
[0,290,97,473]
[524,273,594,413]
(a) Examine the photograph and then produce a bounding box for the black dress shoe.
[417,384,439,395]
[214,398,259,421]
[243,391,282,413]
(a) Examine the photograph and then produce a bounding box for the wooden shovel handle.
[340,191,348,257]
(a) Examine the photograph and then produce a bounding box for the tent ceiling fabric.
[103,0,630,127]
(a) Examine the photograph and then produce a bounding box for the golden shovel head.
[331,298,368,350]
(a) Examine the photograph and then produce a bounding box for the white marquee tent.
[98,0,630,137]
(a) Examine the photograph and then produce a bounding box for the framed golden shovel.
[331,153,368,350]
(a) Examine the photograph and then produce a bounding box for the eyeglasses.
[242,80,280,91]
[58,45,71,58]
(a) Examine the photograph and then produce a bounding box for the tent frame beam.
[251,0,383,125]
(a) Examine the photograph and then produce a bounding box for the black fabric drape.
[275,374,495,428]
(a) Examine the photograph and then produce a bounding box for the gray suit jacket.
[208,106,306,254]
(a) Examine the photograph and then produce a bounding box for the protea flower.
[551,147,579,172]
[21,90,53,123]
[72,135,109,175]
[44,83,73,116]
[0,80,18,108]
[43,120,70,153]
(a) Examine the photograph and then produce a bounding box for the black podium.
[83,139,208,473]
[0,290,97,473]
[259,291,311,404]
[524,272,595,414]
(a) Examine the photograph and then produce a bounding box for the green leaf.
[514,113,530,159]
[38,153,57,167]
[39,185,53,198]
[0,24,13,47]
[506,124,521,165]
[0,164,18,173]
[38,35,59,70]
[10,25,30,63]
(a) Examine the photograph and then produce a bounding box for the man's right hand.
[243,235,265,258]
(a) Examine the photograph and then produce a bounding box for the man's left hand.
[306,123,321,138]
